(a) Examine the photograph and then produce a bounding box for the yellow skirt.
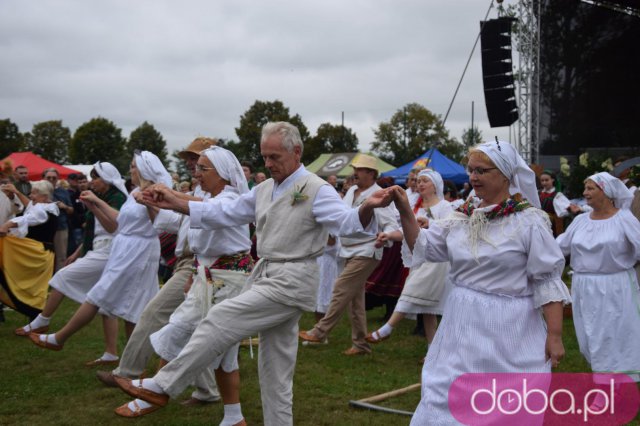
[0,234,54,317]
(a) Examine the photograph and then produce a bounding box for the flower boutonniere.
[291,183,309,206]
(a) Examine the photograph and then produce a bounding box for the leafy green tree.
[127,121,169,166]
[302,123,359,164]
[0,119,24,159]
[235,100,309,167]
[69,117,127,172]
[23,120,71,164]
[371,103,459,166]
[171,149,191,182]
[461,126,483,150]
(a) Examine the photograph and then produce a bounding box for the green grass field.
[0,300,638,425]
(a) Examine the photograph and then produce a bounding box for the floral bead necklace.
[457,195,532,220]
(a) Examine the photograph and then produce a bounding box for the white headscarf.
[417,169,444,200]
[587,172,633,209]
[134,151,172,188]
[475,140,540,208]
[93,161,128,196]
[201,146,249,194]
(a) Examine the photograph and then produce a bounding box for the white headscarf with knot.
[201,146,249,194]
[475,140,540,208]
[587,172,632,209]
[134,151,173,188]
[93,161,128,196]
[417,169,444,200]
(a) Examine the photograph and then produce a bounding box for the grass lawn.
[1,299,638,425]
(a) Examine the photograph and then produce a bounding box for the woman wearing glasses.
[15,162,127,366]
[115,146,252,423]
[30,151,171,353]
[369,141,570,425]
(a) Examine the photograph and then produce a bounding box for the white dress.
[407,206,570,425]
[556,209,640,381]
[315,237,342,314]
[86,189,160,323]
[396,199,453,315]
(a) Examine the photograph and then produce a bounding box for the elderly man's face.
[261,135,301,183]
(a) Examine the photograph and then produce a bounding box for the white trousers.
[154,289,302,426]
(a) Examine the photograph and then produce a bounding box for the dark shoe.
[96,370,118,387]
[180,397,219,406]
[114,376,169,407]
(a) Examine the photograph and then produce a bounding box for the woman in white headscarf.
[369,140,571,425]
[15,162,128,366]
[365,169,453,354]
[556,172,640,387]
[30,151,170,352]
[114,146,253,423]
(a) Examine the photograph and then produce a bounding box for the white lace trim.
[532,278,571,309]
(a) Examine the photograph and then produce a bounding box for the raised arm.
[80,190,120,234]
[389,186,420,251]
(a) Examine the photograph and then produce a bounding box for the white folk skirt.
[49,238,112,304]
[395,260,450,315]
[571,269,640,381]
[410,285,550,425]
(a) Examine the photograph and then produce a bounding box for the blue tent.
[381,148,468,186]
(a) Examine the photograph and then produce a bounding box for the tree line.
[1,100,481,177]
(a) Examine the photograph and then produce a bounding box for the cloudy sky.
[0,0,514,162]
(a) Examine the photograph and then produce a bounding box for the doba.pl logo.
[448,373,640,425]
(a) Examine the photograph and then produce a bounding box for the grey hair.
[261,122,304,155]
[31,180,54,201]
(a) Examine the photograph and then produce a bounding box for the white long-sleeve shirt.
[189,165,374,240]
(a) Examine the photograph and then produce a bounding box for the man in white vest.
[114,122,383,426]
[299,154,398,355]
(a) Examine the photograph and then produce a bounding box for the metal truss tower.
[501,0,540,163]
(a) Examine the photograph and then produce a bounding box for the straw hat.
[350,154,379,172]
[178,137,217,160]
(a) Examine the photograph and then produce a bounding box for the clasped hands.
[134,184,184,211]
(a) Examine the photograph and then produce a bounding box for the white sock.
[100,352,119,361]
[40,333,58,345]
[377,323,394,338]
[131,378,165,395]
[220,403,243,426]
[28,314,50,330]
[129,398,153,411]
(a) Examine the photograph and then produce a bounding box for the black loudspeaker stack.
[480,17,518,128]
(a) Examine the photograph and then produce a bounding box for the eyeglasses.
[195,164,216,173]
[466,167,498,176]
[45,176,58,181]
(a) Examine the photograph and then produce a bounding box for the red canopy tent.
[3,152,81,181]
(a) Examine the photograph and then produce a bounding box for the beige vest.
[249,173,329,310]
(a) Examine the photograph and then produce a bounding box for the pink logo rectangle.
[449,373,639,425]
